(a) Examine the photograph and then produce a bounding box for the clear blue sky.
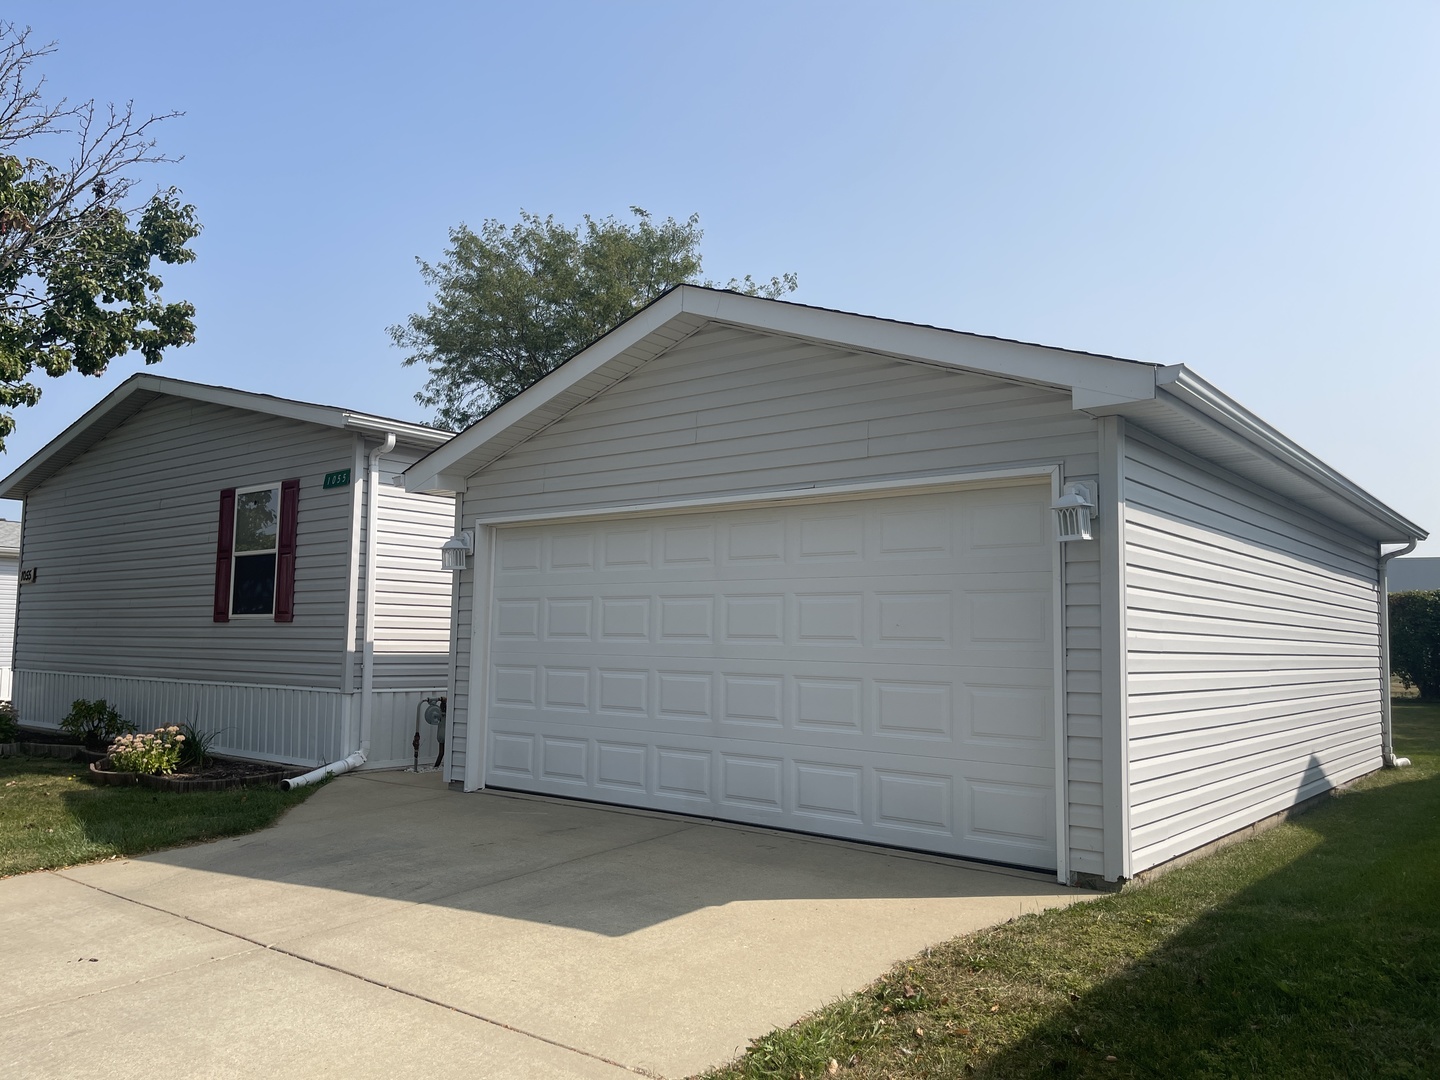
[3,2,1437,551]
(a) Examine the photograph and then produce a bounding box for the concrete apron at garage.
[1,771,1091,1080]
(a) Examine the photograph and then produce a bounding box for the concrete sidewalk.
[1,771,1090,1078]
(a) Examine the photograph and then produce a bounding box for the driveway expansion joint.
[52,870,656,1078]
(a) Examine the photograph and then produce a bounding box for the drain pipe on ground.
[282,432,397,791]
[1378,538,1418,769]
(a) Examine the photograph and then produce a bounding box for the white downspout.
[283,432,397,792]
[1378,538,1418,769]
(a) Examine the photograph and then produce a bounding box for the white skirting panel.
[362,687,448,771]
[0,666,12,703]
[13,669,345,767]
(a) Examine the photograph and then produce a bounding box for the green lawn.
[0,755,320,877]
[701,701,1440,1080]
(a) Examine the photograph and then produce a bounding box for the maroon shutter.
[213,488,236,622]
[274,478,300,622]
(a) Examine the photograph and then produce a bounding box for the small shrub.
[59,698,134,750]
[0,700,17,743]
[177,722,222,770]
[108,726,186,775]
[1391,590,1440,699]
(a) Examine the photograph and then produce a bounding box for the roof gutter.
[1155,366,1428,544]
[1377,539,1418,769]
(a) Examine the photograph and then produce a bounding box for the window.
[214,478,300,623]
[232,486,279,615]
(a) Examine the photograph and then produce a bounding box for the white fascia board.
[144,378,449,446]
[0,376,160,498]
[0,372,450,500]
[1157,366,1428,542]
[144,376,350,428]
[402,290,691,493]
[678,288,1160,404]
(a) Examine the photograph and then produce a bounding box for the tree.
[0,23,200,449]
[1390,590,1440,700]
[390,208,797,430]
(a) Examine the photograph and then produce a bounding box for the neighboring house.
[0,375,457,771]
[1388,557,1440,592]
[0,519,18,700]
[404,286,1426,886]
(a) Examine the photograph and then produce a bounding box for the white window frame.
[230,482,281,619]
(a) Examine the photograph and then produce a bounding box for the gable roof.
[0,519,19,556]
[403,285,1425,545]
[0,374,452,501]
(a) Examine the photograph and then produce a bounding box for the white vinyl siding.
[372,454,455,689]
[349,448,455,692]
[447,323,1103,872]
[15,396,355,689]
[0,554,17,697]
[1123,430,1382,872]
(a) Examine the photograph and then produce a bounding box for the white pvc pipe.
[359,432,396,764]
[281,750,366,791]
[279,433,397,794]
[1378,538,1418,768]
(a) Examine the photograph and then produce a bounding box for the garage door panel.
[485,718,1056,861]
[483,486,1058,868]
[496,495,1051,584]
[489,661,1052,768]
[491,581,1054,663]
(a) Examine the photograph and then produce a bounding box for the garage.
[406,286,1425,885]
[479,483,1059,869]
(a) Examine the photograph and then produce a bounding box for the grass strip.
[0,755,320,877]
[700,701,1440,1080]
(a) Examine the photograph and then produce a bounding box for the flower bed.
[87,756,308,792]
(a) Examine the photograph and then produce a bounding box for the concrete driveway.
[2,770,1089,1079]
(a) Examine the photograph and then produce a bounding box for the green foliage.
[1390,590,1440,699]
[107,725,185,775]
[390,207,797,430]
[0,700,16,743]
[0,24,200,449]
[58,698,132,749]
[0,755,320,876]
[176,722,221,770]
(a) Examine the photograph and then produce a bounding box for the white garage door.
[481,484,1058,868]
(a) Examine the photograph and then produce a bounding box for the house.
[403,286,1426,886]
[0,375,458,771]
[1387,557,1440,592]
[0,519,18,700]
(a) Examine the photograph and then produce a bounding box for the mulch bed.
[88,757,309,792]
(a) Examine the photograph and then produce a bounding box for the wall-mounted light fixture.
[1051,482,1097,542]
[440,530,474,570]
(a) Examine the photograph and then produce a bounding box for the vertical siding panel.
[11,669,343,766]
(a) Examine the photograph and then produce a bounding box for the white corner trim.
[1049,466,1070,885]
[463,525,495,793]
[1097,416,1132,882]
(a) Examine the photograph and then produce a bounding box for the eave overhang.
[0,374,452,501]
[402,285,1426,548]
